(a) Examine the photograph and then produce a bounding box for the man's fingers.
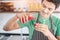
[24,14,28,22]
[23,16,25,23]
[19,14,33,24]
[26,15,28,22]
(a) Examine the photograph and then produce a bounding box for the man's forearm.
[5,15,18,26]
[8,15,18,24]
[3,15,18,30]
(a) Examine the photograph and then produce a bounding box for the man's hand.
[16,14,33,24]
[34,23,57,40]
[34,23,50,36]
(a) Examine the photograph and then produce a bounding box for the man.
[3,0,60,40]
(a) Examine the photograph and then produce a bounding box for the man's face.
[40,0,56,19]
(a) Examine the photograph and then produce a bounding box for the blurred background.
[0,1,60,13]
[0,0,41,12]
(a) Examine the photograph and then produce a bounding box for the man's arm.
[3,13,33,31]
[3,15,20,31]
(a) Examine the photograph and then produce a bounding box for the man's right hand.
[16,14,33,24]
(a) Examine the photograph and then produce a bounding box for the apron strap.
[49,15,54,35]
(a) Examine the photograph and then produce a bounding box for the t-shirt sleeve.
[17,20,25,28]
[55,19,60,36]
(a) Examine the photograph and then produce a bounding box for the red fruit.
[19,17,24,23]
[19,15,33,24]
[28,15,32,20]
[34,23,37,28]
[22,17,24,23]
